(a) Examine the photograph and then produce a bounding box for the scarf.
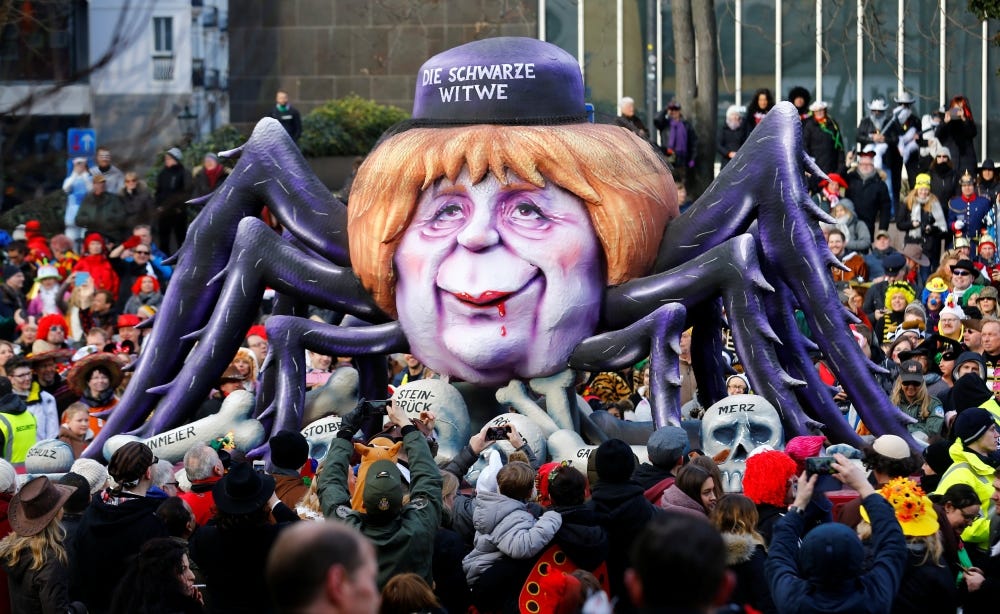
[81,387,116,408]
[909,198,924,240]
[667,118,688,155]
[816,116,843,150]
[205,164,224,189]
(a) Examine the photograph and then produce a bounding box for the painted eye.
[434,203,463,220]
[512,202,546,220]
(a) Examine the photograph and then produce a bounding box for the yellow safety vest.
[0,411,37,465]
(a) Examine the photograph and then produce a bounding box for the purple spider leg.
[570,303,687,427]
[689,300,728,408]
[604,235,802,430]
[257,315,406,438]
[88,119,354,458]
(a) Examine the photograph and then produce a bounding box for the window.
[153,17,173,55]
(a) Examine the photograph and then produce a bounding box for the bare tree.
[672,0,717,196]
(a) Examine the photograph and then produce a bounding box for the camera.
[360,399,391,417]
[805,456,837,475]
[485,425,511,441]
[252,460,266,474]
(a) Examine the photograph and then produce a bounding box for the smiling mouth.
[451,290,514,308]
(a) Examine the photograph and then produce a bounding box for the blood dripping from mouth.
[498,302,506,336]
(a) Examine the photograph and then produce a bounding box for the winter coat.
[2,547,77,614]
[548,502,609,572]
[72,254,119,301]
[722,532,776,614]
[802,114,845,176]
[933,438,997,549]
[658,484,707,518]
[822,198,871,254]
[591,481,666,605]
[846,169,893,234]
[154,164,192,216]
[936,116,978,176]
[462,489,562,586]
[717,123,747,168]
[20,382,59,440]
[947,193,992,241]
[896,196,947,254]
[273,472,308,509]
[120,186,154,230]
[123,291,163,315]
[767,495,907,614]
[930,164,959,207]
[189,502,298,614]
[890,545,958,614]
[75,192,129,243]
[318,427,442,589]
[70,490,168,613]
[112,258,167,313]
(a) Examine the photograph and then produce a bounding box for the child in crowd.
[58,402,91,458]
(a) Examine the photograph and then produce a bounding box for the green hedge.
[299,95,410,157]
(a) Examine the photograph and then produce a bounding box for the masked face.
[700,394,783,492]
[394,168,604,385]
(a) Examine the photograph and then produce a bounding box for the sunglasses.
[952,270,972,276]
[901,382,922,389]
[133,250,150,255]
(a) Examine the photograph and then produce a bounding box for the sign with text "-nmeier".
[67,128,96,156]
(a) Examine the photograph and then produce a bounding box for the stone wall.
[228,0,538,124]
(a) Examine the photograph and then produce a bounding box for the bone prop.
[103,390,265,463]
[392,379,470,461]
[527,369,578,432]
[301,414,343,462]
[546,428,649,466]
[496,380,561,437]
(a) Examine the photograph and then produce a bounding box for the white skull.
[700,394,783,492]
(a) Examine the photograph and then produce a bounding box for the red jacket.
[179,477,221,525]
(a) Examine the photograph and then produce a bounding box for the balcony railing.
[153,55,174,81]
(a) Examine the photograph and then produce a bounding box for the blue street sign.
[67,128,97,156]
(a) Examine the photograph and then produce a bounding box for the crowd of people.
[0,80,996,611]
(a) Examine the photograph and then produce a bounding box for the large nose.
[455,204,499,252]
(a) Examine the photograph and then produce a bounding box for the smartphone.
[805,456,837,475]
[485,425,511,441]
[952,108,961,117]
[252,460,266,473]
[74,271,90,287]
[362,399,390,416]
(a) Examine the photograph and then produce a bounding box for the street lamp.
[177,105,198,143]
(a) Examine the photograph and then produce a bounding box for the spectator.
[630,425,689,501]
[802,100,845,179]
[766,454,907,614]
[976,159,999,203]
[65,352,122,438]
[625,513,733,613]
[155,147,193,254]
[71,441,168,613]
[932,408,999,550]
[6,356,58,440]
[0,476,82,613]
[178,444,224,526]
[929,483,984,595]
[189,462,299,614]
[711,493,775,614]
[245,325,268,369]
[947,171,991,249]
[653,101,697,180]
[110,236,167,313]
[76,175,128,243]
[936,95,978,176]
[265,522,380,614]
[929,145,960,213]
[120,172,155,231]
[189,153,230,224]
[270,90,302,143]
[62,158,93,246]
[741,448,798,545]
[379,573,443,614]
[72,234,119,302]
[89,148,124,194]
[269,430,310,509]
[0,264,26,341]
[717,105,747,169]
[463,460,562,611]
[742,88,775,135]
[58,472,92,561]
[615,96,647,138]
[834,434,921,529]
[0,376,36,465]
[109,537,204,614]
[893,359,945,441]
[57,403,90,459]
[317,401,441,589]
[659,463,717,517]
[26,265,66,318]
[847,148,893,238]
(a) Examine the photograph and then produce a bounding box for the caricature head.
[348,38,676,385]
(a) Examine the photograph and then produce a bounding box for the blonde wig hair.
[348,124,677,316]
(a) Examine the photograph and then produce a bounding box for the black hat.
[213,462,275,515]
[981,159,996,172]
[58,472,92,515]
[951,259,978,274]
[953,408,997,446]
[594,438,636,483]
[883,252,906,274]
[107,442,155,486]
[898,360,925,385]
[269,430,308,471]
[922,441,953,476]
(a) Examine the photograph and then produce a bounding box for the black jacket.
[631,462,673,491]
[71,490,168,613]
[549,502,609,572]
[3,547,82,614]
[154,164,192,215]
[802,115,845,175]
[270,105,302,142]
[846,169,892,232]
[717,123,747,168]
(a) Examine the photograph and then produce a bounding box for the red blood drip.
[500,325,507,337]
[497,301,506,318]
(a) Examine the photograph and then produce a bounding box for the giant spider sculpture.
[85,38,917,459]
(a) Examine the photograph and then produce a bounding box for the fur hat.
[269,430,308,471]
[594,438,637,483]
